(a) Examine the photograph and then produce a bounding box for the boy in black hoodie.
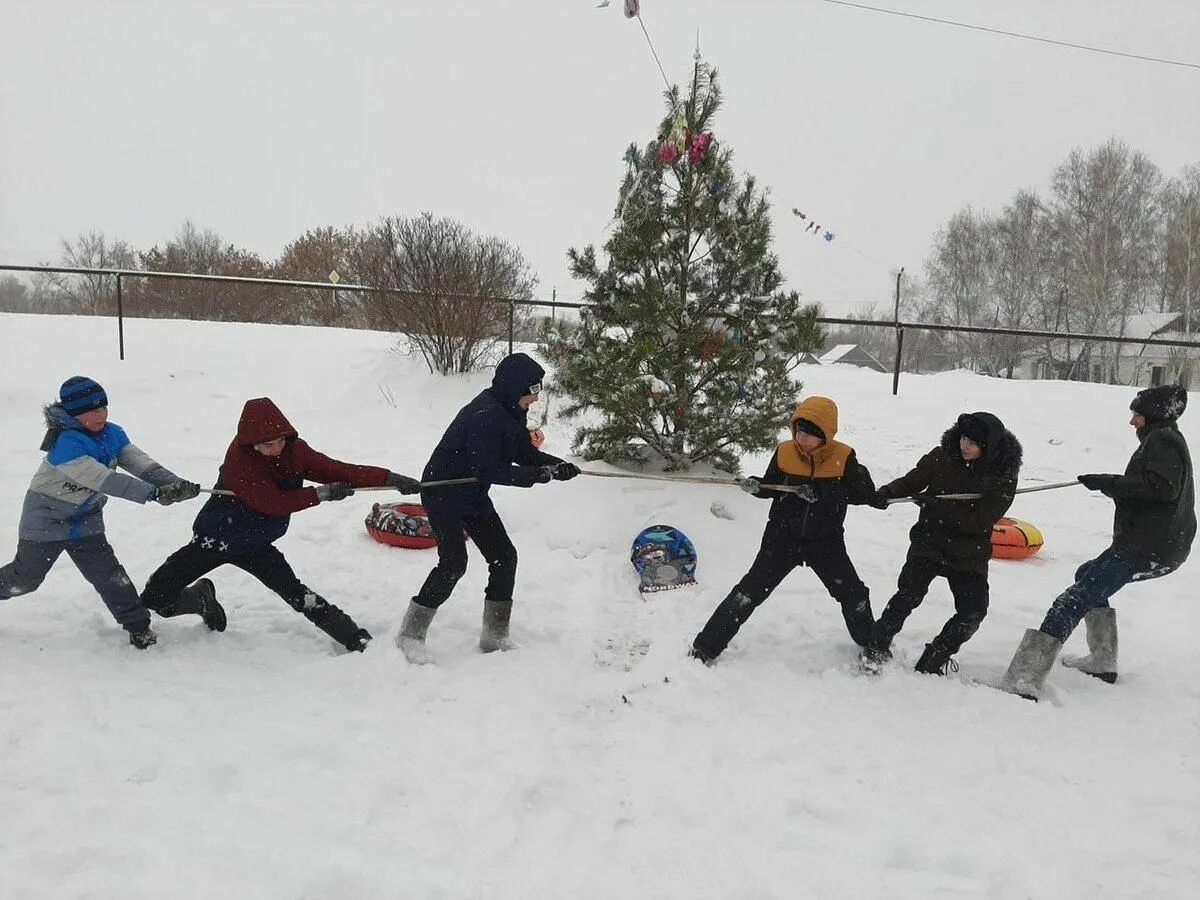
[862,412,1022,675]
[397,353,579,663]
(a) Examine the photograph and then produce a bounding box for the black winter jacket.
[1104,419,1194,567]
[753,452,876,543]
[421,353,562,514]
[878,413,1023,574]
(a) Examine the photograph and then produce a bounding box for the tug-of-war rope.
[202,473,1084,503]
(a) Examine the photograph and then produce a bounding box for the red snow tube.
[991,517,1044,561]
[365,502,438,549]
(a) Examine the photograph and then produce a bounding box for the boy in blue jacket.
[0,377,200,648]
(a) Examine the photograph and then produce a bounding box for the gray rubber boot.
[998,629,1063,701]
[479,600,514,653]
[1062,607,1118,683]
[396,599,437,665]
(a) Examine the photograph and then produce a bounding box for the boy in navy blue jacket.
[397,353,579,663]
[0,377,199,648]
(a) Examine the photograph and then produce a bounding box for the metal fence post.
[508,302,514,356]
[116,273,125,361]
[892,326,904,396]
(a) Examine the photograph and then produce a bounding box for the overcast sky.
[2,0,1197,315]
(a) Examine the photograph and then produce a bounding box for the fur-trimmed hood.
[939,411,1023,481]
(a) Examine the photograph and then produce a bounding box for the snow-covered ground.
[1,313,1196,900]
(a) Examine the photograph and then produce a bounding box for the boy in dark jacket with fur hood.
[691,396,879,663]
[862,411,1023,675]
[140,397,421,652]
[0,376,200,649]
[1001,384,1194,700]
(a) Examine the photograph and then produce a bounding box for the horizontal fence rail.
[2,263,1198,394]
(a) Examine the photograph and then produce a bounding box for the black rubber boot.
[298,592,371,652]
[177,578,226,632]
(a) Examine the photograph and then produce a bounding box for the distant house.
[819,343,888,373]
[796,351,823,365]
[1018,312,1199,389]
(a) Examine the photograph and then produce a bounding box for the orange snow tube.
[991,517,1044,560]
[365,502,438,550]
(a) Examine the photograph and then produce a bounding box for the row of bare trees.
[914,139,1200,379]
[1,215,537,374]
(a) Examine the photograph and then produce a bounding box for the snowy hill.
[0,313,1196,899]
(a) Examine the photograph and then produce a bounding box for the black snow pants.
[414,501,517,610]
[141,539,364,646]
[872,557,989,655]
[693,531,874,659]
[0,535,150,632]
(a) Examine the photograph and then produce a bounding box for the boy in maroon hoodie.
[140,398,421,651]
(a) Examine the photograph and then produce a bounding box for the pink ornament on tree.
[657,142,680,164]
[687,132,713,165]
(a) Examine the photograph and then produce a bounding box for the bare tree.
[271,226,366,326]
[134,220,273,322]
[0,274,33,313]
[359,213,537,374]
[34,231,137,315]
[1162,163,1200,331]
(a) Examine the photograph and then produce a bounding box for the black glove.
[551,462,581,482]
[535,466,555,484]
[316,482,355,502]
[385,471,422,494]
[155,480,201,506]
[740,476,761,495]
[1078,474,1115,494]
[867,491,890,510]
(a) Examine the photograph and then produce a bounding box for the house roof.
[1121,312,1180,340]
[820,344,859,364]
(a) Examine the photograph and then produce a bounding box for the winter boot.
[688,645,715,666]
[129,628,158,649]
[396,599,437,665]
[1061,607,1118,684]
[178,578,226,632]
[914,641,958,676]
[479,600,514,653]
[299,592,371,652]
[859,621,894,675]
[998,629,1063,701]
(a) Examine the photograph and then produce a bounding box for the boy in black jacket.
[862,411,1022,675]
[691,396,878,662]
[397,353,579,663]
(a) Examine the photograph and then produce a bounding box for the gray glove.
[315,482,355,502]
[155,480,201,506]
[740,477,761,495]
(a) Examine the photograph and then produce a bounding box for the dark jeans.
[1039,545,1177,641]
[693,533,873,658]
[874,557,989,655]
[415,503,517,610]
[0,535,150,631]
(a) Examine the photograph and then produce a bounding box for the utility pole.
[891,267,905,396]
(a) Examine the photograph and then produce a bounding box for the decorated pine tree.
[542,61,823,474]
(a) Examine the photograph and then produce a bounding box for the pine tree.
[542,61,823,474]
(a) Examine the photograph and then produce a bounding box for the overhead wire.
[816,0,1200,70]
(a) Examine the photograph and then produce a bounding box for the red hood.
[235,398,298,446]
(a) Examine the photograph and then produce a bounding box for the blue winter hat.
[59,376,108,416]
